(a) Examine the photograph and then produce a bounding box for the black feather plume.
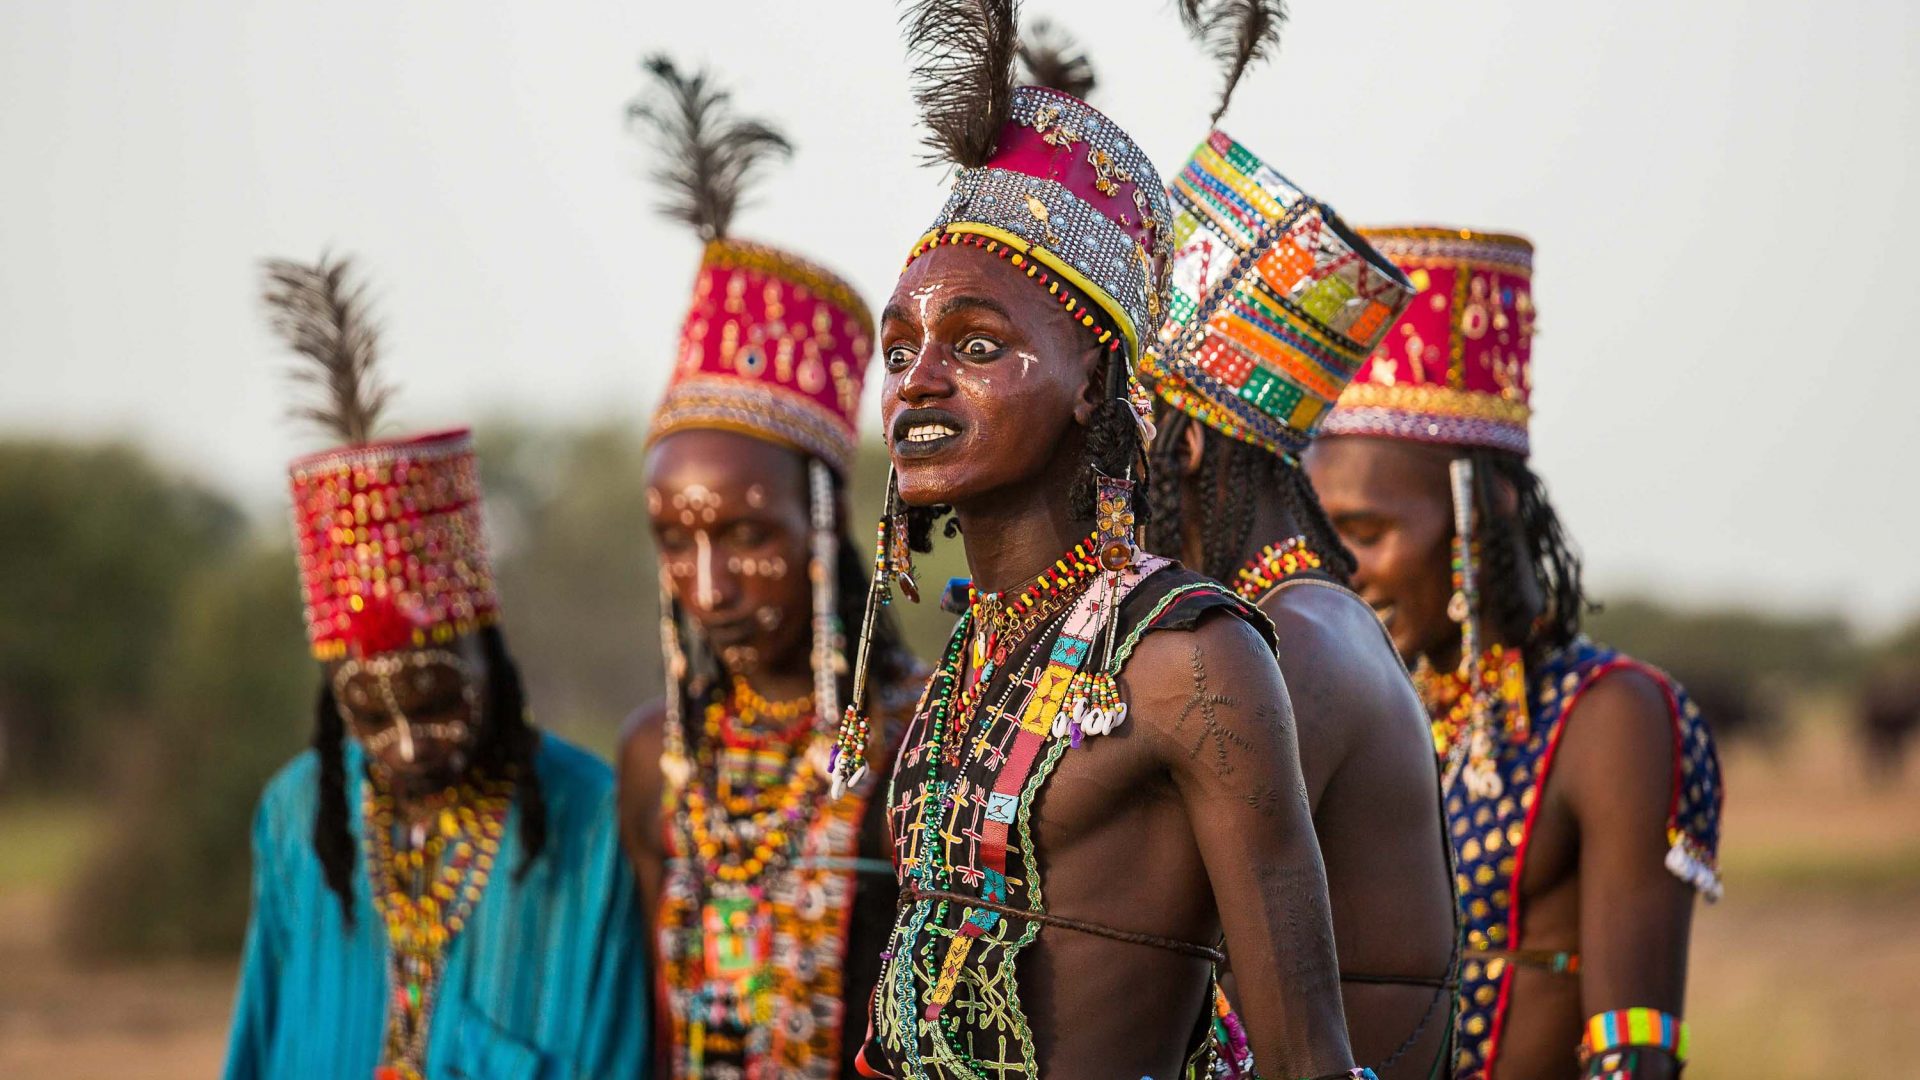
[1179,0,1287,126]
[900,0,1020,168]
[627,55,793,242]
[1017,19,1096,100]
[261,253,391,446]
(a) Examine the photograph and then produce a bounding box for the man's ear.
[1179,419,1205,479]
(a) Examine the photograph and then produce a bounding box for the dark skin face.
[1303,435,1461,668]
[326,632,489,797]
[868,246,1357,1075]
[645,428,816,698]
[879,244,1105,591]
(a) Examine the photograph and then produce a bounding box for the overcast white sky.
[1,1,1915,629]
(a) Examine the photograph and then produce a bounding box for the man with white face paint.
[617,58,924,1079]
[225,255,647,1080]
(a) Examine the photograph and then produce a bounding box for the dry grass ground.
[0,719,1914,1078]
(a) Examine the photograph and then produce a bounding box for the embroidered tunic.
[224,734,648,1080]
[1443,638,1723,1079]
[866,557,1266,1079]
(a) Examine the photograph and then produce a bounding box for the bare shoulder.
[620,698,670,773]
[1120,607,1282,720]
[1118,608,1296,789]
[1259,581,1427,776]
[1556,664,1678,814]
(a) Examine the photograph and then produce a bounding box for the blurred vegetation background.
[1,428,1917,1076]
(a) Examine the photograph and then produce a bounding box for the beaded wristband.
[1580,1007,1689,1065]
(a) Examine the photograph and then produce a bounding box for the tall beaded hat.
[631,58,875,477]
[263,256,501,662]
[1320,226,1537,456]
[1147,1,1415,460]
[1151,135,1416,459]
[897,0,1172,368]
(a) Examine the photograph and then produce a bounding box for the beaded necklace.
[1414,644,1530,768]
[662,674,872,1077]
[364,772,512,1080]
[1231,534,1324,601]
[681,678,823,885]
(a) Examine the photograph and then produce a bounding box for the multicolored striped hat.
[1321,227,1536,455]
[1146,131,1416,458]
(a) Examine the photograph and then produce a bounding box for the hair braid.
[1466,448,1589,661]
[1143,411,1357,585]
[311,681,357,923]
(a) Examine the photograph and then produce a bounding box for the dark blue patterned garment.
[1447,637,1723,1079]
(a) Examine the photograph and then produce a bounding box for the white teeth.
[904,424,957,443]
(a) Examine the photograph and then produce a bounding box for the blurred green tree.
[0,441,243,790]
[66,543,309,955]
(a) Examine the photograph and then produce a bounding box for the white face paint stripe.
[694,530,716,611]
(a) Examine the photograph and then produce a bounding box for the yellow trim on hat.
[908,223,1143,363]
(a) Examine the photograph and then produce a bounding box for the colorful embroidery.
[872,552,1262,1079]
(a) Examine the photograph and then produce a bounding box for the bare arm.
[616,702,670,1079]
[1125,614,1355,1076]
[1558,671,1695,1079]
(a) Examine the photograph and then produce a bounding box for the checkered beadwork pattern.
[650,238,875,474]
[287,428,499,661]
[1322,226,1536,455]
[1147,131,1416,457]
[910,86,1172,365]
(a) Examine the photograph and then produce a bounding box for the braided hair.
[903,285,1146,552]
[1143,409,1357,586]
[311,625,549,923]
[1465,447,1589,662]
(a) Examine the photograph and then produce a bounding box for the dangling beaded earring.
[829,464,912,798]
[1448,458,1502,800]
[657,571,692,790]
[1057,466,1136,746]
[807,459,845,779]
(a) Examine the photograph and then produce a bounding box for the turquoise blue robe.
[224,733,648,1079]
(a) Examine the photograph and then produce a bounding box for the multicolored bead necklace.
[1419,644,1530,761]
[364,772,512,1080]
[1231,535,1325,600]
[681,679,824,886]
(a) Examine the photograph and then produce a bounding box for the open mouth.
[891,408,965,460]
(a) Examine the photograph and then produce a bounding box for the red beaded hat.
[631,57,874,474]
[288,429,499,661]
[262,255,501,662]
[1321,227,1536,455]
[649,240,874,475]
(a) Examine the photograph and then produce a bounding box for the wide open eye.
[956,334,1003,360]
[884,343,917,371]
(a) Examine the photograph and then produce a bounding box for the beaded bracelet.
[1580,1007,1689,1066]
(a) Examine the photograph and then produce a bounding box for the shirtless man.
[1306,227,1724,1079]
[1142,131,1455,1078]
[828,6,1363,1076]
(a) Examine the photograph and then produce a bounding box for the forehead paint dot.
[746,484,767,509]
